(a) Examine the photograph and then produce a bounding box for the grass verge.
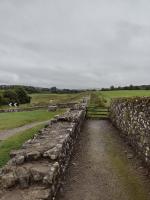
[0,124,45,167]
[0,109,64,131]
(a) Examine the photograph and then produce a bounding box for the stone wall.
[110,97,150,167]
[0,106,47,113]
[0,103,87,200]
[56,102,77,109]
[0,103,78,113]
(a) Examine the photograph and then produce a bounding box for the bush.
[1,87,31,106]
[3,90,18,104]
[14,87,31,104]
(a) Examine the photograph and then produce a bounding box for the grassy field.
[0,92,87,109]
[100,90,150,107]
[0,124,45,167]
[30,92,87,105]
[0,109,63,131]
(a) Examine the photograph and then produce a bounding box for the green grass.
[0,109,64,131]
[0,92,87,109]
[0,124,45,167]
[99,90,150,107]
[30,92,86,106]
[87,92,109,119]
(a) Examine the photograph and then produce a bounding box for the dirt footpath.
[0,120,50,140]
[57,120,150,200]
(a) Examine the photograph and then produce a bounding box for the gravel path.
[0,120,50,140]
[57,120,150,200]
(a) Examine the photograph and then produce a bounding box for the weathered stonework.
[0,102,78,113]
[0,103,87,200]
[0,106,47,113]
[56,102,78,109]
[110,97,150,167]
[48,105,58,112]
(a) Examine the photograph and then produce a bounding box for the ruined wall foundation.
[0,104,87,200]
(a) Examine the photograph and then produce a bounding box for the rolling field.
[100,90,150,107]
[0,109,64,131]
[30,92,86,105]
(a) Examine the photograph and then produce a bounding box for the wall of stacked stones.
[0,106,48,113]
[0,103,87,200]
[110,97,150,167]
[0,103,78,113]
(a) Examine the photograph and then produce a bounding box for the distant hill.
[0,85,84,94]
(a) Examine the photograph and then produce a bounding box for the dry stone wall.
[0,103,87,200]
[110,97,150,167]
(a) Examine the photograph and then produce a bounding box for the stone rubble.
[0,102,87,200]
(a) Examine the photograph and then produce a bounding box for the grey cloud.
[0,0,150,89]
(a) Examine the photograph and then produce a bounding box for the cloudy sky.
[0,0,150,89]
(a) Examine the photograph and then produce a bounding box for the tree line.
[101,85,150,91]
[0,85,85,94]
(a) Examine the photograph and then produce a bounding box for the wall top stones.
[111,96,150,106]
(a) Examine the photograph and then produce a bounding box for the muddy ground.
[57,120,150,200]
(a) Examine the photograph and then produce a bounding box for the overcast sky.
[0,0,150,89]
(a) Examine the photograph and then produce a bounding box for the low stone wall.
[0,103,78,113]
[0,106,47,113]
[110,97,150,167]
[0,104,87,199]
[56,102,77,109]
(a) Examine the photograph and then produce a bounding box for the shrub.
[1,87,31,106]
[3,90,18,104]
[14,87,31,104]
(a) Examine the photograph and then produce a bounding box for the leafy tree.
[14,87,31,104]
[110,85,115,90]
[3,90,18,103]
[50,87,58,93]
